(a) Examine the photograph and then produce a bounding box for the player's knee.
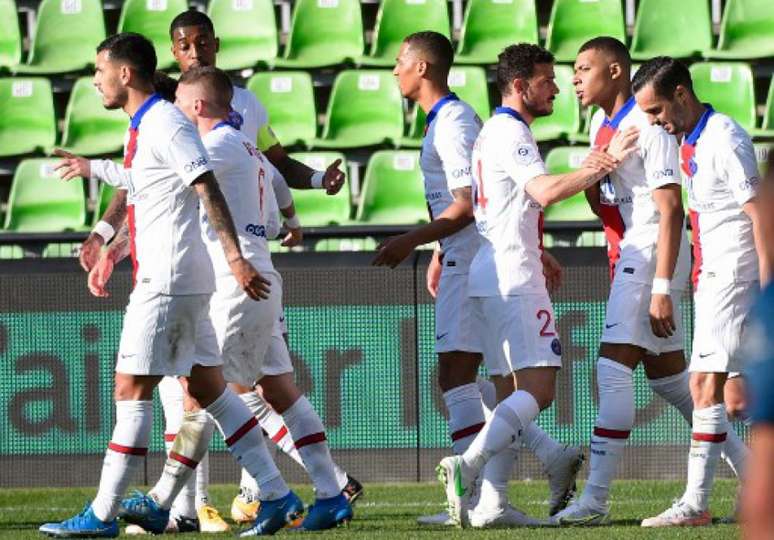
[596,358,635,428]
[724,377,748,420]
[113,375,154,401]
[532,390,555,411]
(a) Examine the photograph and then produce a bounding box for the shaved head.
[403,31,454,77]
[578,36,631,73]
[177,65,232,111]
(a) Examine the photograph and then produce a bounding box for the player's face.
[93,50,128,110]
[393,42,422,99]
[522,63,558,118]
[172,25,219,72]
[174,82,198,122]
[635,83,684,135]
[572,49,609,107]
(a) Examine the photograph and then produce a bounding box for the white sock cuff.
[111,400,153,449]
[443,383,483,407]
[501,390,540,428]
[693,404,728,434]
[598,357,633,376]
[476,378,497,411]
[205,388,234,417]
[647,369,688,391]
[239,391,262,410]
[281,396,314,426]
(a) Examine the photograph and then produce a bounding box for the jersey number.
[475,159,488,210]
[537,309,555,337]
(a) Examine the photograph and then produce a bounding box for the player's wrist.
[284,214,301,229]
[310,170,324,189]
[651,277,671,295]
[91,221,114,244]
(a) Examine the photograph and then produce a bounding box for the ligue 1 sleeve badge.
[551,338,562,356]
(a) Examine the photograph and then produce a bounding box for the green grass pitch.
[0,480,739,539]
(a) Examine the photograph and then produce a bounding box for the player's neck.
[124,85,156,119]
[417,82,452,115]
[682,98,708,138]
[197,115,228,136]
[500,96,533,124]
[601,88,633,119]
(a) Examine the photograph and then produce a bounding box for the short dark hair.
[97,33,156,84]
[404,31,454,75]
[178,66,233,110]
[496,43,554,96]
[170,9,215,38]
[578,36,631,70]
[632,56,693,98]
[153,71,178,102]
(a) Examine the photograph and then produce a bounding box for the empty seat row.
[2,0,773,75]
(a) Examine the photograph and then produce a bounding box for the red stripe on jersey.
[597,204,626,280]
[688,209,702,288]
[294,432,327,449]
[127,204,138,286]
[108,442,148,456]
[225,417,258,447]
[692,432,727,443]
[169,451,199,469]
[123,127,138,169]
[451,422,485,442]
[271,425,289,444]
[164,433,176,443]
[593,426,631,439]
[538,211,545,253]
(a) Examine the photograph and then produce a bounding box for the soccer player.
[39,32,300,538]
[554,37,748,525]
[375,32,583,527]
[436,42,637,528]
[632,57,768,527]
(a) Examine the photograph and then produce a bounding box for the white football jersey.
[421,95,482,274]
[681,108,760,284]
[200,123,274,279]
[589,98,690,286]
[119,95,215,295]
[468,107,548,297]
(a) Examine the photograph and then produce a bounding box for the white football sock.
[477,378,497,418]
[150,410,212,510]
[195,447,211,510]
[522,422,564,468]
[581,358,634,510]
[240,466,260,500]
[682,404,728,511]
[462,390,539,476]
[241,391,304,467]
[282,396,340,499]
[207,389,288,501]
[478,446,518,511]
[91,400,153,522]
[444,383,486,456]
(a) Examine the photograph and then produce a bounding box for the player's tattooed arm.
[106,221,131,263]
[78,191,129,272]
[87,220,129,298]
[192,171,271,300]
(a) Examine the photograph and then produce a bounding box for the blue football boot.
[117,490,169,535]
[295,494,353,531]
[239,490,304,536]
[39,503,119,538]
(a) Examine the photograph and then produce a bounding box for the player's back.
[421,97,481,273]
[201,123,273,278]
[469,110,546,297]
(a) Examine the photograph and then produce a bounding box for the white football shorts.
[434,270,482,356]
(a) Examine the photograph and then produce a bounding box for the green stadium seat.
[4,159,86,231]
[42,243,80,257]
[0,0,22,71]
[314,70,403,149]
[545,0,626,63]
[13,0,105,74]
[401,66,490,148]
[314,237,377,251]
[752,78,774,138]
[59,77,127,156]
[705,0,774,60]
[356,150,427,225]
[689,62,756,132]
[569,106,597,144]
[117,0,189,71]
[247,72,316,147]
[94,182,118,225]
[360,0,450,67]
[288,152,351,225]
[630,0,712,60]
[275,0,363,68]
[531,65,579,142]
[207,0,277,70]
[0,77,56,157]
[543,146,597,222]
[455,0,538,65]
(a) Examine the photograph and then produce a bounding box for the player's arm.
[584,182,603,217]
[262,133,345,194]
[744,198,771,285]
[87,221,131,298]
[267,161,302,247]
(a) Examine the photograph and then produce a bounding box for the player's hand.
[649,293,676,338]
[541,251,563,295]
[606,126,640,163]
[281,226,303,247]
[79,233,104,272]
[581,150,618,175]
[426,250,443,298]
[230,257,271,300]
[88,251,115,298]
[53,148,91,181]
[323,159,345,195]
[372,234,416,268]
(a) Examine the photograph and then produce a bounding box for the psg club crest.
[551,338,562,356]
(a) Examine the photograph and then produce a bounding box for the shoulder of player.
[705,112,751,148]
[203,126,248,154]
[145,100,192,138]
[232,86,266,115]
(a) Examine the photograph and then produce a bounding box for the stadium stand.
[207,0,278,70]
[59,77,127,156]
[93,182,117,225]
[356,150,427,224]
[117,0,189,70]
[689,61,757,132]
[315,70,403,149]
[13,0,106,74]
[543,146,597,223]
[630,0,712,60]
[0,77,56,157]
[247,71,317,148]
[545,0,626,63]
[275,0,364,68]
[3,158,86,231]
[289,152,352,226]
[0,0,22,71]
[361,0,451,67]
[455,0,538,65]
[752,78,774,138]
[706,0,774,60]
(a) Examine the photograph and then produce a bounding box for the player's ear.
[416,59,427,77]
[119,64,131,85]
[609,61,622,81]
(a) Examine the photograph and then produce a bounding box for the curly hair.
[496,43,554,96]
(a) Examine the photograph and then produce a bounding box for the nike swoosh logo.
[454,462,466,497]
[605,323,620,329]
[698,352,715,358]
[436,332,448,340]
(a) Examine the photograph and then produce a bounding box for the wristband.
[92,221,115,243]
[310,170,324,189]
[284,214,301,229]
[652,277,671,295]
